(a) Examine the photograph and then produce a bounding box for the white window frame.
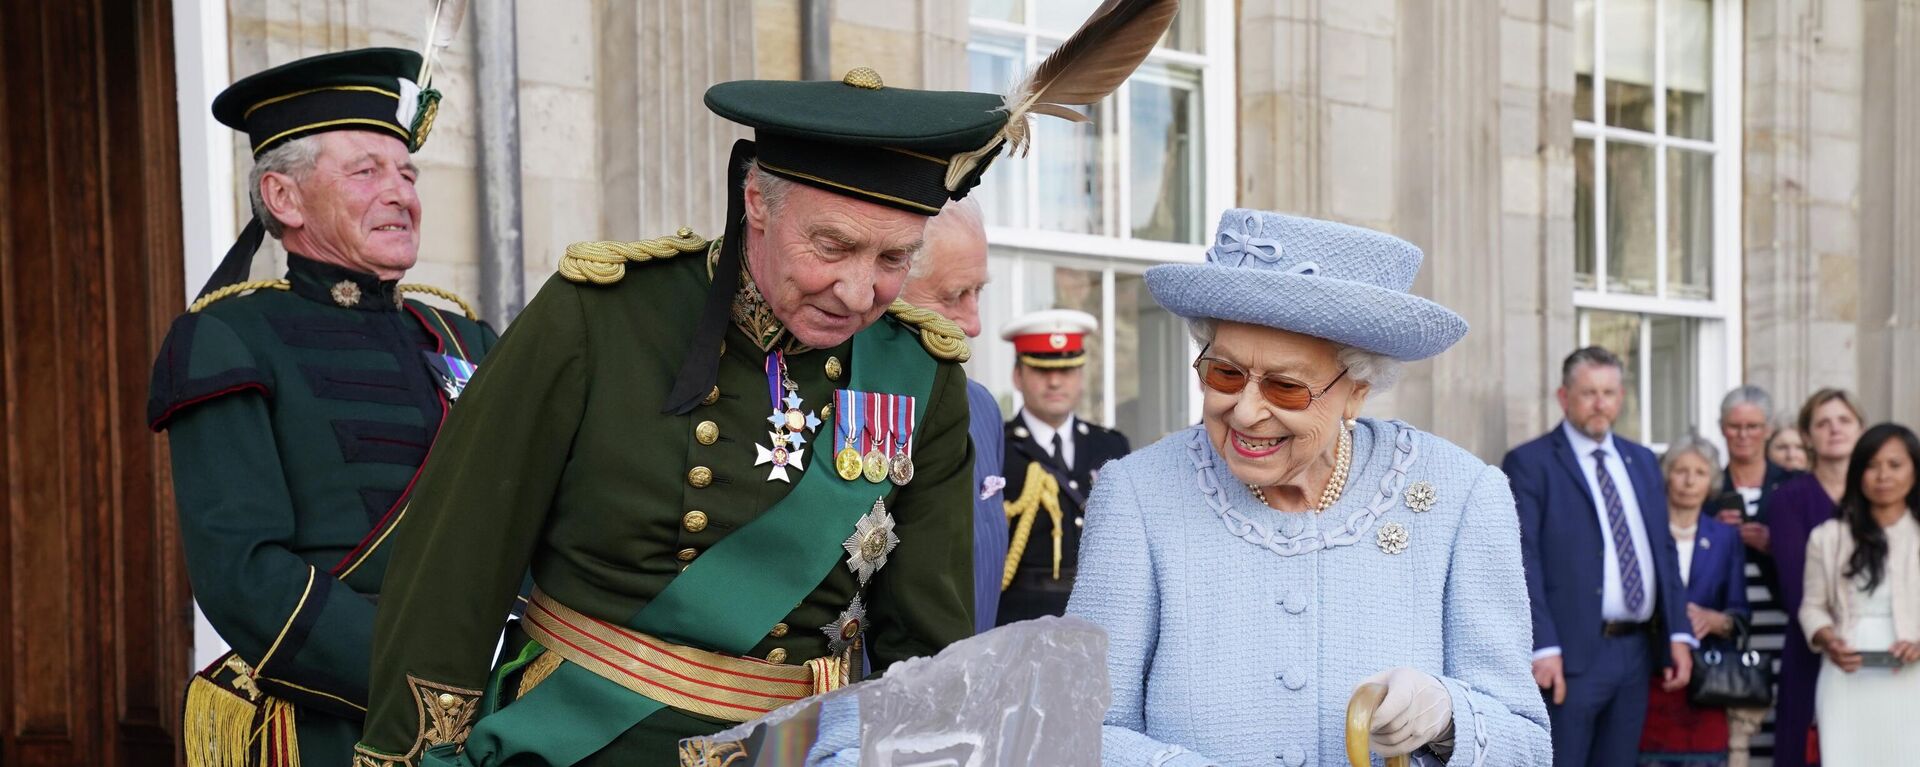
[1572,0,1742,448]
[968,0,1235,431]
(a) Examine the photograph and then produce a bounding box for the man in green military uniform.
[149,47,495,767]
[352,67,992,767]
[355,3,1175,763]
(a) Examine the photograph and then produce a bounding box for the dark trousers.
[1548,633,1653,767]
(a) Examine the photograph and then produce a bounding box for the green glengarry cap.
[704,68,1008,215]
[212,47,437,157]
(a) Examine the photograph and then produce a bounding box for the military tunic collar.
[728,250,812,355]
[286,254,403,311]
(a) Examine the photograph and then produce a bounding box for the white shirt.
[1020,409,1077,470]
[1672,524,1697,585]
[1534,422,1696,661]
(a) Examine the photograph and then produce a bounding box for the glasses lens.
[1260,376,1314,410]
[1196,359,1248,394]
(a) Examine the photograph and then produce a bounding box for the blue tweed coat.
[1066,418,1550,767]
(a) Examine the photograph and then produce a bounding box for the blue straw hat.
[1145,209,1468,361]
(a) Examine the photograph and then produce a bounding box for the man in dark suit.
[997,309,1130,625]
[1502,346,1695,767]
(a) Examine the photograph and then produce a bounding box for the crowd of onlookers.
[1624,382,1918,767]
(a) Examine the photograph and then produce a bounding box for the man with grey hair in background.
[897,197,1008,633]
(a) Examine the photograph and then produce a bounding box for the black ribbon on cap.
[194,217,268,300]
[662,139,756,415]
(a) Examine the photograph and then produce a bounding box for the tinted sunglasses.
[1191,343,1348,411]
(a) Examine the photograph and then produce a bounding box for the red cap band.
[1011,333,1084,355]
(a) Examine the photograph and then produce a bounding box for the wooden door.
[0,0,192,764]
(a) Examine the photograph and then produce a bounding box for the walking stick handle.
[1345,683,1411,767]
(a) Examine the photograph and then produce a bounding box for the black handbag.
[1687,615,1774,708]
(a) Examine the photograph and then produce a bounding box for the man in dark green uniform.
[350,64,1109,766]
[149,48,495,767]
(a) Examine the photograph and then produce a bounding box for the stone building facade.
[178,0,1920,460]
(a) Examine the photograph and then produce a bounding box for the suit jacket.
[1682,516,1749,618]
[965,380,1007,633]
[1502,423,1690,674]
[997,410,1130,624]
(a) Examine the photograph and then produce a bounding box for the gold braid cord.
[398,284,479,321]
[1002,462,1064,590]
[558,227,708,285]
[189,279,290,313]
[886,300,971,362]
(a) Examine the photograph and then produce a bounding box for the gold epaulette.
[398,284,480,321]
[887,300,971,362]
[558,228,709,285]
[188,279,291,313]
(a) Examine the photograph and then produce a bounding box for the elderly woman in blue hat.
[1066,210,1550,766]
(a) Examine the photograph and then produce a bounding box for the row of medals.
[830,390,913,486]
[836,439,912,485]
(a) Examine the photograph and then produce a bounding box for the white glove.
[1358,667,1455,757]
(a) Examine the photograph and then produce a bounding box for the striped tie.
[1593,448,1646,613]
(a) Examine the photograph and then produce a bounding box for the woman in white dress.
[1799,422,1920,766]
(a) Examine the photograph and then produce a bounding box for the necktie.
[1593,448,1647,613]
[1050,433,1065,464]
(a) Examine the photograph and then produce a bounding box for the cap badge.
[1048,333,1068,350]
[330,280,362,307]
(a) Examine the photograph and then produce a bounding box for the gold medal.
[889,452,914,485]
[836,447,863,481]
[862,449,888,483]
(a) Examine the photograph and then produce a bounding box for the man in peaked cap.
[998,308,1131,626]
[148,47,494,767]
[353,67,1004,767]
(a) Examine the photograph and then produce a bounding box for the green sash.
[428,317,936,767]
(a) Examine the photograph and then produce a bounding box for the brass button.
[436,693,459,709]
[821,404,833,424]
[677,547,699,562]
[766,648,789,664]
[718,338,727,357]
[825,356,843,381]
[703,386,720,406]
[770,622,789,638]
[695,420,719,446]
[687,466,713,488]
[682,510,709,533]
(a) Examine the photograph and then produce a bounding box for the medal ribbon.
[764,350,784,423]
[894,394,911,458]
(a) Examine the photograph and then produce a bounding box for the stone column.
[596,0,756,244]
[1743,0,1864,412]
[1857,0,1920,424]
[1392,0,1507,457]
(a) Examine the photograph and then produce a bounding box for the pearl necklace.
[1248,423,1353,512]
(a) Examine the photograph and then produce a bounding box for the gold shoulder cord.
[1001,462,1063,590]
[398,283,479,321]
[188,279,291,313]
[885,300,971,362]
[558,227,709,285]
